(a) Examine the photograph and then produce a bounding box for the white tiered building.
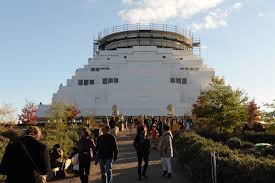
[38,24,215,117]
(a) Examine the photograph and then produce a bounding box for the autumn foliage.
[247,100,261,124]
[18,102,38,125]
[64,104,80,122]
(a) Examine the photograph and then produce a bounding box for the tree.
[51,102,66,122]
[51,102,80,123]
[210,76,225,86]
[247,100,261,124]
[64,104,80,122]
[0,103,17,124]
[192,77,248,133]
[48,102,80,130]
[262,100,275,123]
[18,102,38,125]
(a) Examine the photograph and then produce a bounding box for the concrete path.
[52,130,190,183]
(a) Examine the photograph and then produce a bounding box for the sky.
[0,0,274,114]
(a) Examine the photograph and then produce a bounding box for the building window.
[108,78,113,84]
[102,78,107,84]
[176,78,181,84]
[107,58,110,60]
[185,68,189,71]
[182,78,187,84]
[162,56,166,58]
[180,58,183,60]
[84,80,89,85]
[96,68,100,72]
[89,80,94,85]
[101,68,106,70]
[106,68,110,70]
[190,68,195,71]
[91,68,95,71]
[114,78,119,83]
[78,80,83,85]
[170,78,175,83]
[124,56,127,58]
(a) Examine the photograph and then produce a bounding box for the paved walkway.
[52,130,190,183]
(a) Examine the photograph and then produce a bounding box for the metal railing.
[97,23,193,40]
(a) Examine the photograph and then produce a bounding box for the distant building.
[38,24,215,117]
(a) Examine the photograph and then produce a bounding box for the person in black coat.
[133,126,150,181]
[77,128,96,183]
[0,126,51,183]
[95,125,118,183]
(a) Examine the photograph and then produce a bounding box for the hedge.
[174,132,275,183]
[240,132,275,144]
[198,130,275,145]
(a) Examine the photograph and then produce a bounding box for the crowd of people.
[0,115,193,183]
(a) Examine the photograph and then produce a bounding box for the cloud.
[258,12,264,17]
[119,0,225,23]
[192,9,228,30]
[233,2,242,10]
[191,2,244,31]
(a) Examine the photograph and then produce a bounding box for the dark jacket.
[133,135,150,155]
[109,119,117,129]
[0,136,51,183]
[77,137,95,161]
[96,134,118,159]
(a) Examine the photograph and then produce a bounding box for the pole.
[211,151,217,183]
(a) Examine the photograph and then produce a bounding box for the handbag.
[19,141,46,183]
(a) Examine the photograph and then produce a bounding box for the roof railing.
[97,23,193,41]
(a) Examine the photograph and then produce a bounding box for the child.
[150,124,159,150]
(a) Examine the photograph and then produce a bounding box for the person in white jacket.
[159,125,173,178]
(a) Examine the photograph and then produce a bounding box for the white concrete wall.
[49,46,214,116]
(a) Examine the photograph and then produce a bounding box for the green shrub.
[264,145,275,156]
[41,126,81,159]
[197,130,232,143]
[241,142,254,149]
[0,126,9,182]
[240,132,275,144]
[175,132,275,183]
[226,137,243,149]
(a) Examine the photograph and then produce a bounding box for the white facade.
[50,46,214,116]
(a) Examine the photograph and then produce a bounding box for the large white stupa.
[38,24,215,117]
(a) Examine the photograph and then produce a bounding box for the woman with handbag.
[0,126,50,183]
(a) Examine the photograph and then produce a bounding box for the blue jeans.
[99,158,113,183]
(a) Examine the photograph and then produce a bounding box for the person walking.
[159,125,173,178]
[150,124,159,150]
[0,126,51,183]
[158,118,163,137]
[109,117,118,137]
[77,128,96,183]
[95,125,118,183]
[133,126,150,181]
[128,116,134,135]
